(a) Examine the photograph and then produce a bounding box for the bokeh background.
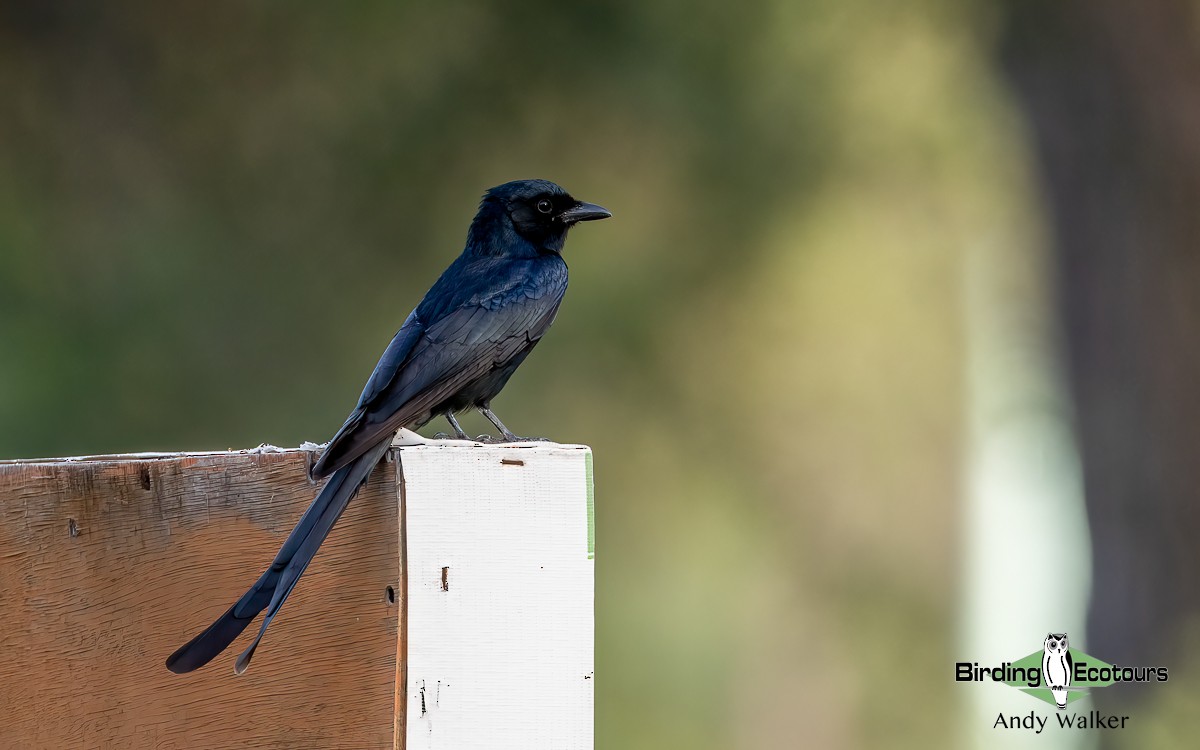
[2,1,1198,748]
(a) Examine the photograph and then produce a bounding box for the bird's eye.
[536,199,554,214]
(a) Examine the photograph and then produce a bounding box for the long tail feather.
[165,438,392,674]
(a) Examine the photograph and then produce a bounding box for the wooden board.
[0,449,402,749]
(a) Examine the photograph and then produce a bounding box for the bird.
[1041,632,1073,710]
[165,179,610,675]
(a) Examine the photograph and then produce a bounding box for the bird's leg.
[442,412,470,440]
[478,407,519,442]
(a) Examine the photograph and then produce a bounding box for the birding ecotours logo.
[955,633,1169,711]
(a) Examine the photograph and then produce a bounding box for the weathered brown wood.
[0,448,402,749]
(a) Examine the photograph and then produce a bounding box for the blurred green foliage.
[0,1,1097,747]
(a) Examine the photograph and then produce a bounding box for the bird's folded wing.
[311,290,562,477]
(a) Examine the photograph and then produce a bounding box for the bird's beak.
[557,201,612,225]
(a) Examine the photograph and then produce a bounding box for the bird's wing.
[311,281,563,477]
[356,310,425,408]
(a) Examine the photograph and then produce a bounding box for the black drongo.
[165,179,609,674]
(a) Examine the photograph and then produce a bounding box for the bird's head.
[467,179,611,257]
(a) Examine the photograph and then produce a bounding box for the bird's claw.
[475,434,550,443]
[437,432,551,443]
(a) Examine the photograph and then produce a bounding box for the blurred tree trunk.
[1000,0,1200,715]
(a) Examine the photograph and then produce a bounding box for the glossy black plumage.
[166,179,609,674]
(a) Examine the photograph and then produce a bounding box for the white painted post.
[396,437,595,750]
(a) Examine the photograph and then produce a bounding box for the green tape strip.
[585,450,595,559]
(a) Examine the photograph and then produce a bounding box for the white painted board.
[398,441,594,750]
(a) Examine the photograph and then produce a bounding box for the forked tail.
[165,438,392,674]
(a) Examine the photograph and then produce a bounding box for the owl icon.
[1042,633,1073,710]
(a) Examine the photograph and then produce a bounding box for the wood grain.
[0,448,402,750]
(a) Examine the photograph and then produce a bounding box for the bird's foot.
[476,433,551,443]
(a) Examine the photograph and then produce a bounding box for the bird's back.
[311,252,567,477]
